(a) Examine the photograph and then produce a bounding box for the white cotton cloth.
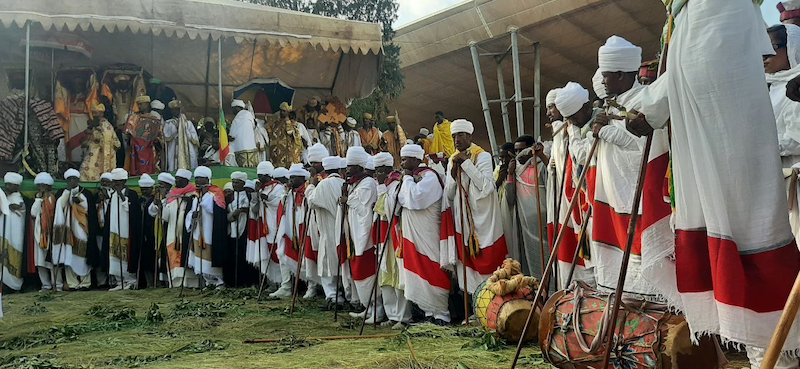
[3,172,21,185]
[111,168,128,181]
[257,161,274,176]
[546,89,559,106]
[450,119,474,134]
[306,174,344,278]
[229,109,257,153]
[346,146,369,167]
[101,172,112,181]
[400,144,424,160]
[64,169,81,180]
[230,171,247,181]
[139,173,155,187]
[593,69,607,100]
[307,143,329,163]
[346,117,357,127]
[273,167,288,179]
[767,24,800,168]
[322,156,340,171]
[245,180,256,190]
[598,35,642,73]
[288,163,309,178]
[194,166,212,179]
[554,82,589,117]
[176,169,192,180]
[373,152,393,168]
[158,173,175,186]
[231,99,246,109]
[35,173,53,185]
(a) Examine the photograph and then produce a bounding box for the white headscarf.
[194,166,212,179]
[450,119,474,134]
[139,173,155,187]
[373,152,394,167]
[546,89,560,106]
[158,173,176,186]
[176,169,192,180]
[111,168,128,181]
[554,82,589,117]
[400,144,425,160]
[598,35,642,73]
[346,146,369,167]
[64,169,81,180]
[307,143,329,163]
[592,69,607,99]
[322,156,340,171]
[257,161,275,176]
[34,173,54,186]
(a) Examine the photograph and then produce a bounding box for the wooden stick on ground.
[289,199,313,316]
[243,333,398,343]
[762,272,800,368]
[530,155,547,278]
[456,169,470,327]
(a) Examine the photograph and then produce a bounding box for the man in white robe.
[300,144,328,299]
[186,166,228,288]
[53,169,95,291]
[163,100,199,172]
[248,161,285,292]
[255,117,270,162]
[30,173,55,291]
[442,120,507,314]
[628,1,800,365]
[342,147,384,323]
[1,173,25,293]
[306,156,346,307]
[374,152,411,329]
[107,168,140,291]
[229,99,258,168]
[227,171,251,287]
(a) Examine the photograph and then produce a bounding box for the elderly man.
[274,164,318,298]
[187,166,229,289]
[53,169,99,291]
[380,116,407,170]
[248,161,284,291]
[342,117,362,152]
[150,169,199,288]
[137,174,158,288]
[227,171,252,287]
[267,102,307,168]
[104,168,142,290]
[124,95,163,175]
[442,119,507,321]
[0,172,26,293]
[229,99,259,168]
[80,103,120,181]
[29,173,56,291]
[358,113,381,154]
[164,100,199,172]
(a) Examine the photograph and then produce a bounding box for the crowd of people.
[6,1,800,367]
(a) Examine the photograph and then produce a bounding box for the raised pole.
[510,27,524,137]
[468,41,499,156]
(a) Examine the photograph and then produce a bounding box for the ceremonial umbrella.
[233,78,295,115]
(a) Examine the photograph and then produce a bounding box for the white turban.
[64,168,81,180]
[406,139,414,145]
[365,156,375,171]
[194,166,212,179]
[139,173,155,187]
[245,180,256,190]
[176,169,192,180]
[231,99,246,109]
[288,163,310,179]
[257,161,274,176]
[3,172,22,185]
[400,144,425,160]
[592,69,607,100]
[223,182,234,191]
[598,35,642,73]
[34,172,54,185]
[346,146,369,167]
[111,168,128,181]
[158,173,176,186]
[554,82,589,117]
[150,100,165,110]
[101,172,112,181]
[307,143,329,163]
[450,119,474,134]
[230,171,247,182]
[322,156,340,171]
[273,167,289,179]
[346,117,357,128]
[419,128,430,136]
[373,152,394,168]
[338,157,347,170]
[546,89,560,106]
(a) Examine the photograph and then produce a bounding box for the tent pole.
[533,42,541,140]
[218,38,223,120]
[24,22,31,153]
[204,38,212,118]
[469,41,498,157]
[51,49,55,102]
[510,27,524,137]
[495,59,511,143]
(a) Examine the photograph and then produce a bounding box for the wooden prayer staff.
[456,169,472,327]
[599,132,654,369]
[762,272,800,368]
[243,333,398,344]
[289,199,313,316]
[116,189,125,290]
[334,182,349,322]
[256,201,268,300]
[552,140,570,292]
[530,154,547,278]
[565,207,592,286]
[180,198,202,297]
[510,137,600,369]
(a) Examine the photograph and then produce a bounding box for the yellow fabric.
[80,119,121,181]
[1,239,23,278]
[381,126,407,170]
[109,233,130,261]
[430,119,455,157]
[419,137,434,155]
[452,142,486,163]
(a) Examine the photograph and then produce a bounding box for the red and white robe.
[343,174,379,307]
[247,181,284,285]
[306,174,345,300]
[377,174,411,323]
[442,145,508,293]
[150,186,199,288]
[400,167,451,321]
[281,184,319,284]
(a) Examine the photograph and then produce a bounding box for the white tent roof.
[0,0,383,114]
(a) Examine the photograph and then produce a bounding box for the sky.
[764,0,782,25]
[395,0,463,28]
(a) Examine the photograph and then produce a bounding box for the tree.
[240,0,404,126]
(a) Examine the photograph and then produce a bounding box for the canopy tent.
[0,0,383,117]
[233,78,295,115]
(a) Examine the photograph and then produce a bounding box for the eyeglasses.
[773,43,787,51]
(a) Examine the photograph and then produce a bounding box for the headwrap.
[592,69,607,100]
[339,157,347,170]
[400,144,425,160]
[139,173,155,187]
[257,161,275,176]
[150,100,165,110]
[3,172,22,185]
[308,98,318,107]
[194,166,212,179]
[158,172,176,186]
[64,168,81,180]
[386,116,397,123]
[230,171,248,182]
[34,173,54,185]
[101,172,112,181]
[546,89,560,106]
[779,1,800,22]
[373,152,394,167]
[135,95,151,104]
[149,78,161,84]
[231,99,246,109]
[288,163,309,179]
[365,156,375,171]
[363,113,373,119]
[168,100,182,108]
[113,75,130,83]
[322,156,340,171]
[307,143,329,163]
[554,82,589,117]
[273,167,289,179]
[346,146,369,167]
[92,103,106,112]
[176,168,192,180]
[223,182,234,192]
[346,117,357,127]
[279,102,292,112]
[598,35,642,73]
[111,168,128,181]
[419,128,430,136]
[450,119,474,135]
[245,180,256,190]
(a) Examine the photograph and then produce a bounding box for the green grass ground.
[0,288,551,369]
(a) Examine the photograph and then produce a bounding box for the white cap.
[111,168,128,181]
[176,168,192,180]
[288,163,310,179]
[365,156,375,171]
[450,119,474,134]
[231,99,246,109]
[554,82,589,117]
[400,144,425,160]
[257,161,275,176]
[598,35,642,73]
[64,168,81,180]
[307,143,329,163]
[273,167,289,179]
[3,172,22,185]
[339,157,347,169]
[346,117,358,128]
[194,166,212,179]
[346,146,369,167]
[101,172,112,181]
[592,69,607,100]
[245,180,256,190]
[546,89,560,106]
[223,182,234,191]
[373,152,394,168]
[150,100,165,110]
[322,156,340,171]
[230,171,247,181]
[34,172,54,185]
[139,173,155,187]
[419,128,429,136]
[158,172,176,186]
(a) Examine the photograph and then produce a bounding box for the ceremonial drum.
[473,280,539,343]
[538,282,721,369]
